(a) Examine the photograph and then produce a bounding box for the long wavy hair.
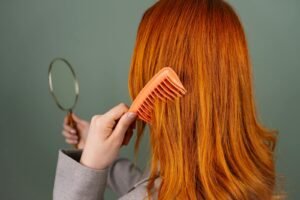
[128,0,277,199]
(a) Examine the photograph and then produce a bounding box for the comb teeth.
[128,67,187,124]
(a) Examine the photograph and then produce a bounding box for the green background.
[0,0,299,199]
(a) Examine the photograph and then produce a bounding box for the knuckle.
[91,115,106,127]
[91,115,101,123]
[63,131,69,136]
[119,102,129,110]
[63,125,70,130]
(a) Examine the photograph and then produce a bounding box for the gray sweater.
[53,149,161,200]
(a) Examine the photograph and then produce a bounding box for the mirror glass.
[49,58,78,110]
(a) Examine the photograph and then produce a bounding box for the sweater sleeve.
[53,149,108,200]
[106,157,143,197]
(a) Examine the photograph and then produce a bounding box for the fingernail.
[127,112,137,119]
[71,129,76,133]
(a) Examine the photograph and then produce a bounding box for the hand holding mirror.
[48,58,80,149]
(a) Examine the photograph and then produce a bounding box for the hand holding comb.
[122,67,187,145]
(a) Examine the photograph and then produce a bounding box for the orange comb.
[122,67,187,145]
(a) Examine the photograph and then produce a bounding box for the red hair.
[128,0,277,199]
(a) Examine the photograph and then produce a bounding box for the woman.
[53,0,277,199]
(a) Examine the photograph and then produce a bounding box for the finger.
[72,113,84,124]
[110,112,137,145]
[76,120,89,129]
[62,130,78,139]
[62,131,78,140]
[65,138,78,144]
[64,115,68,124]
[122,129,133,145]
[63,124,76,134]
[104,103,129,121]
[76,123,85,131]
[76,123,84,130]
[129,119,136,129]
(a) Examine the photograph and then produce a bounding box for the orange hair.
[128,0,277,199]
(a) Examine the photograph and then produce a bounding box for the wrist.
[80,148,107,170]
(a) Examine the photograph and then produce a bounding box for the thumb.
[72,113,83,123]
[110,112,137,144]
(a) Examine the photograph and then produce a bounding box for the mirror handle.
[67,110,80,149]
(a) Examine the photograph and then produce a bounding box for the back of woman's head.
[128,0,277,199]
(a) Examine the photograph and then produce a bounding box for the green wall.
[0,0,299,199]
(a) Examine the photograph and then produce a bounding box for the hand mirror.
[48,58,80,148]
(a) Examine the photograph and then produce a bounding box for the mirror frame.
[48,57,79,111]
